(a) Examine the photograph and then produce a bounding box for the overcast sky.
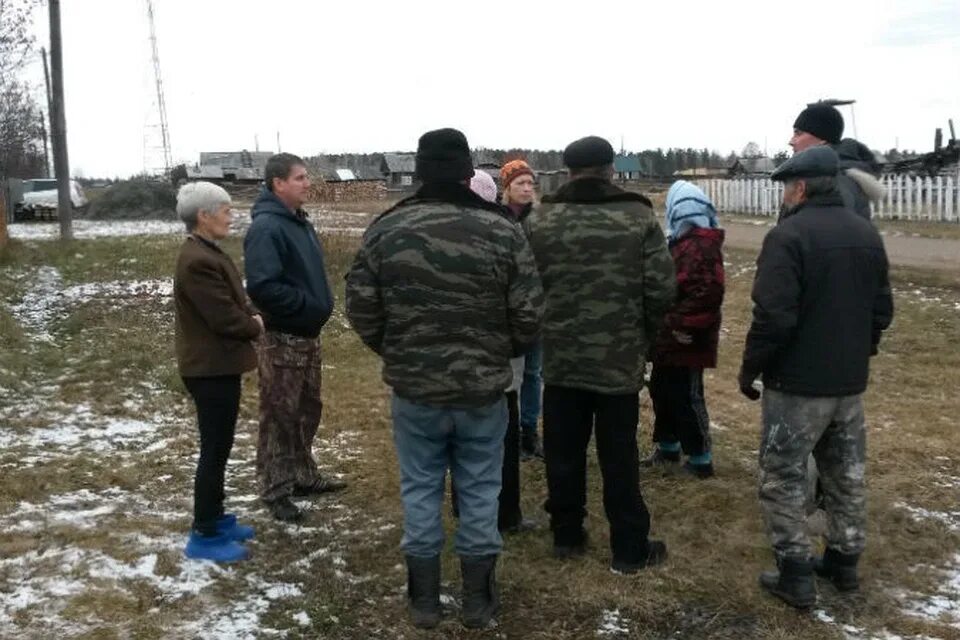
[22,0,960,178]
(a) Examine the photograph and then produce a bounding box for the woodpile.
[309,178,388,203]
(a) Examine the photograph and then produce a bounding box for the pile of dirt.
[85,180,177,220]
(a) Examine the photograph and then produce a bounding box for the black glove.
[738,369,761,401]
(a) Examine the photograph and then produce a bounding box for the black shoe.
[682,460,715,478]
[814,548,860,592]
[500,517,539,535]
[460,554,499,629]
[553,530,588,559]
[520,431,544,460]
[293,475,348,497]
[405,554,441,629]
[759,557,817,609]
[641,448,680,467]
[265,496,304,523]
[611,540,668,574]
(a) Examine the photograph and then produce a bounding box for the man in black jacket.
[790,103,884,220]
[245,153,346,523]
[739,146,894,608]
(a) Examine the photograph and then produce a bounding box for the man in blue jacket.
[244,153,345,522]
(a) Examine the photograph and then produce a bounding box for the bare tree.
[0,0,44,246]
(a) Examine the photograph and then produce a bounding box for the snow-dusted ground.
[0,255,386,639]
[6,208,373,242]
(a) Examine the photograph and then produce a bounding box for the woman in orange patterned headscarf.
[499,159,537,222]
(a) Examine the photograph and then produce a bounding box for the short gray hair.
[176,181,231,231]
[789,175,838,200]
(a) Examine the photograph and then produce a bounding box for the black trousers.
[451,391,522,530]
[542,385,651,563]
[649,365,712,456]
[183,375,242,536]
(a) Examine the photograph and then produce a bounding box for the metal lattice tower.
[146,0,172,173]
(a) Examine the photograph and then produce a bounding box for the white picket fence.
[697,172,960,222]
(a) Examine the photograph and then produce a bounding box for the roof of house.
[614,155,643,173]
[732,157,776,174]
[383,153,416,173]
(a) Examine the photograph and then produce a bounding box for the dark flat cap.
[563,136,615,169]
[771,145,840,182]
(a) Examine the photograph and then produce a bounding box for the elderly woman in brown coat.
[174,181,263,562]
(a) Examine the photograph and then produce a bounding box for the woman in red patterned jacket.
[643,180,725,478]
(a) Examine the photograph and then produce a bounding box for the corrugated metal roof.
[383,153,416,173]
[614,155,642,173]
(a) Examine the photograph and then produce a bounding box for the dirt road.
[724,221,960,273]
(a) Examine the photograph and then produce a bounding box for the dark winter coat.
[741,191,894,397]
[174,235,260,377]
[653,228,725,369]
[243,188,334,338]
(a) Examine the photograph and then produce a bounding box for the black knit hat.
[415,128,475,183]
[563,136,615,169]
[793,104,844,144]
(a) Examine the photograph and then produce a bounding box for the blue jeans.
[391,394,507,558]
[520,341,543,436]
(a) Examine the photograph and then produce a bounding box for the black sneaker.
[553,530,588,559]
[265,496,304,523]
[611,540,668,574]
[293,475,348,496]
[640,448,680,467]
[520,432,544,460]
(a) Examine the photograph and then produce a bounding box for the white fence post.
[946,176,955,222]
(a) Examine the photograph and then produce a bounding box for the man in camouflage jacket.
[345,128,543,630]
[527,136,676,574]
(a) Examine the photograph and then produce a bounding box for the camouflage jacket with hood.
[345,182,544,408]
[527,178,676,394]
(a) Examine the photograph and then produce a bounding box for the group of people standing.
[171,101,893,630]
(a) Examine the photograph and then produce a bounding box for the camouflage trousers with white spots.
[759,389,867,560]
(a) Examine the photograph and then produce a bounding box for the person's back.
[352,197,541,407]
[529,180,675,394]
[756,193,888,396]
[345,128,543,630]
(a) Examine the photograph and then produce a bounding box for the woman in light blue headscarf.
[643,181,725,478]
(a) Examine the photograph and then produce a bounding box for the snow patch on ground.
[596,608,631,637]
[892,553,960,629]
[7,265,172,341]
[895,502,960,531]
[814,609,943,639]
[8,220,186,240]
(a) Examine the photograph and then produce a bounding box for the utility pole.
[41,49,53,177]
[145,0,172,174]
[39,112,50,177]
[48,0,73,240]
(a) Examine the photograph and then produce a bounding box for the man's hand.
[738,369,761,401]
[252,314,265,335]
[672,330,693,345]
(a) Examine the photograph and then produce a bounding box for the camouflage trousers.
[256,331,323,502]
[759,389,867,560]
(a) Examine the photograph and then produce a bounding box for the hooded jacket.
[833,139,884,220]
[654,181,725,369]
[243,188,334,338]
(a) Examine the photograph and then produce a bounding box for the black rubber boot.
[460,554,499,629]
[759,556,817,609]
[611,539,668,574]
[405,554,441,629]
[814,548,860,591]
